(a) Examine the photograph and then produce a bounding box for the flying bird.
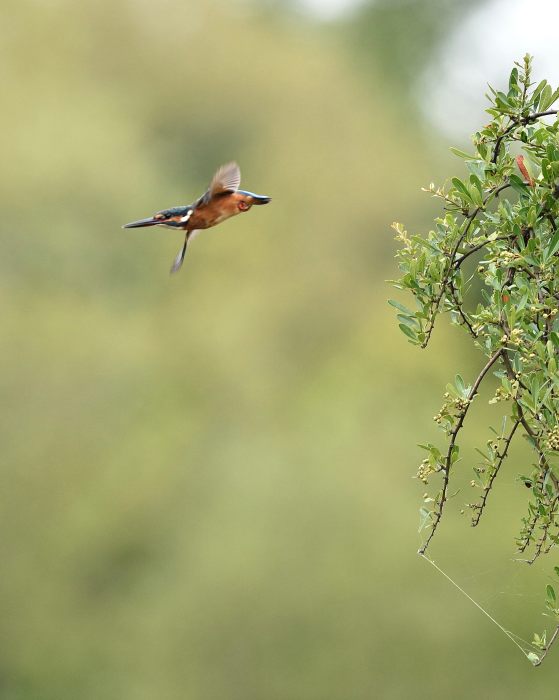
[123,162,271,274]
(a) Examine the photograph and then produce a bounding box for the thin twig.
[501,354,559,560]
[519,414,559,492]
[533,625,559,666]
[491,350,559,558]
[525,488,559,564]
[471,418,521,526]
[419,349,503,554]
[491,110,559,163]
[421,183,514,349]
[454,235,512,269]
[544,527,559,555]
[518,503,540,555]
[515,455,549,555]
[449,283,478,338]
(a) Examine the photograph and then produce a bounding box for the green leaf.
[449,147,475,159]
[485,107,501,118]
[397,314,419,329]
[547,229,559,258]
[418,443,441,460]
[495,91,513,109]
[451,177,473,204]
[388,299,414,315]
[508,66,518,90]
[445,382,458,398]
[548,86,559,110]
[531,79,548,105]
[539,84,553,111]
[466,160,487,183]
[398,323,417,341]
[411,235,441,254]
[508,173,528,195]
[547,584,556,603]
[418,507,432,533]
[516,292,529,311]
[469,174,484,205]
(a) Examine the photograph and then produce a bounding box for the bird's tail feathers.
[170,234,188,275]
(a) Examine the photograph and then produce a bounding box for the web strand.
[419,552,540,663]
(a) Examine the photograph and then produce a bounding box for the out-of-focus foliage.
[346,0,485,92]
[2,1,559,698]
[392,55,559,664]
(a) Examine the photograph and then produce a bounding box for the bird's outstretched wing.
[210,161,241,194]
[199,162,241,205]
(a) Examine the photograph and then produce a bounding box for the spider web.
[416,443,557,666]
[419,553,543,664]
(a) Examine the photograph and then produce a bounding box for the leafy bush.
[392,55,559,664]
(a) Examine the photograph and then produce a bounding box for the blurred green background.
[2,0,559,697]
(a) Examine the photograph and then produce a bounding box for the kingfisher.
[123,162,271,273]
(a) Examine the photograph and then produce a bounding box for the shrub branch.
[392,55,559,662]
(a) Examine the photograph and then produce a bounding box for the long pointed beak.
[238,190,271,205]
[122,216,160,229]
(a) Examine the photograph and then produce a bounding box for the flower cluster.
[546,426,559,452]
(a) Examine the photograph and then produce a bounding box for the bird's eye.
[238,201,250,212]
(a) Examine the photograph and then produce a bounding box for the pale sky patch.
[420,0,559,139]
[297,0,366,20]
